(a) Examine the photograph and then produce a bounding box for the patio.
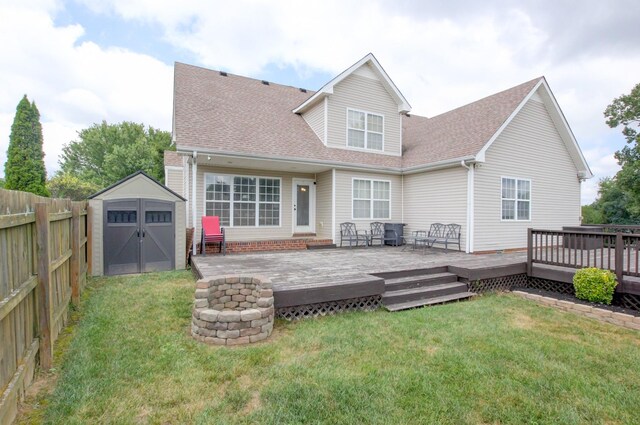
[192,246,527,289]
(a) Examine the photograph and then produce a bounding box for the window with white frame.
[205,174,280,226]
[347,109,384,151]
[501,177,530,220]
[352,179,390,219]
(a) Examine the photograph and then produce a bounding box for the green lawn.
[26,271,640,424]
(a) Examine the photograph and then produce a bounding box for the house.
[165,53,592,254]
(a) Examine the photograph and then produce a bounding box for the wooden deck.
[192,247,528,308]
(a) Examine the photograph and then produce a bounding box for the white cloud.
[2,0,638,206]
[0,0,173,178]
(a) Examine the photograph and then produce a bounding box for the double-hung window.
[352,179,390,219]
[347,109,383,151]
[205,174,281,226]
[501,177,530,220]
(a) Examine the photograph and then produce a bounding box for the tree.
[0,177,5,188]
[59,121,173,188]
[4,95,49,196]
[47,172,100,200]
[581,204,604,224]
[587,83,640,223]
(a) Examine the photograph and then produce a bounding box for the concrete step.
[384,272,458,291]
[306,243,337,250]
[385,291,477,312]
[382,282,468,305]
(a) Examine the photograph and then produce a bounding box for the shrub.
[573,268,618,305]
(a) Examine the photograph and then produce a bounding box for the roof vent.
[219,71,228,77]
[299,88,307,93]
[261,80,270,85]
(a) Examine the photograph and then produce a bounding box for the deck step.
[372,266,449,280]
[384,272,458,290]
[385,291,477,312]
[383,282,468,304]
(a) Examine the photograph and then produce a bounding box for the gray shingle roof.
[173,62,541,170]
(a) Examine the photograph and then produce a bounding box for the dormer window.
[347,109,384,151]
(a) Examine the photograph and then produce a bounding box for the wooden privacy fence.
[527,228,640,285]
[0,189,90,425]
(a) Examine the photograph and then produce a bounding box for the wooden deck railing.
[527,228,640,283]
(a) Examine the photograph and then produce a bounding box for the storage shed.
[88,171,186,276]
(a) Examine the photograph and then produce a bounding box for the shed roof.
[89,171,186,201]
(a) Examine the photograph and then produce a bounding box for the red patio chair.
[200,216,226,256]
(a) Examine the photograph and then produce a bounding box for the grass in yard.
[29,271,640,424]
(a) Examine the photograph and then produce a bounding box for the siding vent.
[219,71,228,77]
[261,80,270,85]
[299,88,307,93]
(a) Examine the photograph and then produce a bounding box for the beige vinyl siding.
[474,97,581,251]
[403,167,468,250]
[302,100,325,143]
[195,165,314,242]
[165,167,184,197]
[315,170,333,239]
[334,170,402,244]
[327,72,401,156]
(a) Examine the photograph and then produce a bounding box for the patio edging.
[511,290,640,331]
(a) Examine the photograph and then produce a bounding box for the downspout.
[461,161,474,254]
[401,174,404,224]
[192,151,198,255]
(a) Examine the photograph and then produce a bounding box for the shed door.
[141,199,174,272]
[104,199,175,275]
[104,199,141,275]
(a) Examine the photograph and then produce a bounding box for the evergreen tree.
[4,95,49,196]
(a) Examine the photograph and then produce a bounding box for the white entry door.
[292,178,316,234]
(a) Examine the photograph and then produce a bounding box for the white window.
[205,174,280,227]
[347,109,384,151]
[501,177,530,220]
[352,179,390,219]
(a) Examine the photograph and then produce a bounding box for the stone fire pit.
[192,275,274,346]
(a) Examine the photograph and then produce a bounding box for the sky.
[1,0,639,204]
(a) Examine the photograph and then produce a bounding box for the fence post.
[527,228,533,276]
[615,232,624,284]
[71,204,81,305]
[35,202,53,370]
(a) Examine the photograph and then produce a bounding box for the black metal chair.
[339,222,369,248]
[370,222,398,246]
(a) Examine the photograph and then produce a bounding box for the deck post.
[35,202,53,370]
[615,232,624,284]
[526,228,533,276]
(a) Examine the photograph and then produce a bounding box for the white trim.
[291,178,316,233]
[293,53,411,114]
[176,147,403,174]
[165,165,182,171]
[203,172,283,228]
[191,152,197,255]
[500,176,532,222]
[476,78,592,178]
[346,108,384,152]
[331,169,336,244]
[401,174,404,224]
[323,97,328,145]
[351,177,392,220]
[465,164,475,253]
